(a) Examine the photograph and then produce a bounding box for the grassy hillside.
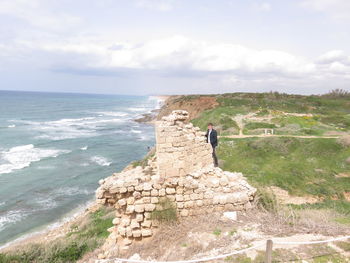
[190,92,350,136]
[188,91,350,215]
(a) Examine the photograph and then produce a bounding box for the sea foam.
[90,156,111,166]
[0,144,69,175]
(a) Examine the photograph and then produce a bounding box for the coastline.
[0,200,98,252]
[0,95,170,253]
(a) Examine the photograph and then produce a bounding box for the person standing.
[205,123,218,167]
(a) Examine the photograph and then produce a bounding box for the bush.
[256,189,278,213]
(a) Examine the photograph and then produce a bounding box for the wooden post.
[265,239,273,263]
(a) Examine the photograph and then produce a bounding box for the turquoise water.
[0,91,158,245]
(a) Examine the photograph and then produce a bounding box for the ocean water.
[0,91,158,245]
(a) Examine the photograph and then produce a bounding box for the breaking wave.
[0,145,69,175]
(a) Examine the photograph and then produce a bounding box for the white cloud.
[254,2,271,12]
[1,34,349,93]
[301,0,350,21]
[134,0,174,11]
[0,0,82,30]
[18,35,350,80]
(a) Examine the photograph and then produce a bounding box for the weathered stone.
[144,204,156,212]
[134,204,145,213]
[180,209,189,216]
[141,229,152,237]
[166,188,176,194]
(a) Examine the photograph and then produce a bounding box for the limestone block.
[159,189,166,196]
[135,204,145,213]
[180,209,189,217]
[109,186,119,194]
[153,184,162,190]
[132,230,142,238]
[133,191,142,199]
[126,205,135,214]
[118,226,126,236]
[121,217,131,227]
[166,188,176,194]
[176,187,184,194]
[141,229,152,237]
[151,189,158,196]
[184,201,194,208]
[196,200,204,207]
[126,227,133,237]
[151,197,159,204]
[141,220,152,228]
[142,197,151,203]
[127,197,135,205]
[112,218,120,225]
[224,204,234,210]
[183,194,190,201]
[135,213,144,222]
[177,202,184,208]
[175,194,184,201]
[127,186,134,192]
[135,185,143,191]
[143,183,152,191]
[130,220,140,229]
[142,191,151,197]
[144,212,151,219]
[120,187,127,193]
[144,203,156,212]
[118,199,127,207]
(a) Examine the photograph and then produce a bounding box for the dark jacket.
[205,129,218,147]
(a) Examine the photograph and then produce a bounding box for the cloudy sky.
[0,0,350,95]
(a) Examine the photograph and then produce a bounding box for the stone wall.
[155,110,213,178]
[95,110,256,257]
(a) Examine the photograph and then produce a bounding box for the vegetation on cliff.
[0,207,114,263]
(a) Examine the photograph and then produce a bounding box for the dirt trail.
[221,134,340,139]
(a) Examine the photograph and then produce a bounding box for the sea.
[0,90,159,246]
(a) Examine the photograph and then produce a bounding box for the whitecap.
[128,107,148,112]
[96,111,129,117]
[0,210,29,232]
[131,129,142,134]
[7,125,16,128]
[0,144,69,175]
[53,186,93,196]
[80,146,88,151]
[35,197,58,210]
[90,156,111,166]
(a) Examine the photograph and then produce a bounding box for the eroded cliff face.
[95,110,256,259]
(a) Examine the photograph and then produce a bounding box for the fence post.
[265,239,273,263]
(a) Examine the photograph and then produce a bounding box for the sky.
[0,0,350,95]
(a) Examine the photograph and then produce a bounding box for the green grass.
[0,207,114,263]
[190,92,350,136]
[212,228,222,236]
[217,137,350,213]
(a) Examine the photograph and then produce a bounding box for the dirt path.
[221,134,340,139]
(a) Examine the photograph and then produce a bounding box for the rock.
[141,229,152,237]
[145,203,156,212]
[135,204,145,213]
[166,188,176,194]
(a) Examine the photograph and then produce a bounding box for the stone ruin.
[95,110,256,256]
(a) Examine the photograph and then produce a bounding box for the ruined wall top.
[155,110,212,178]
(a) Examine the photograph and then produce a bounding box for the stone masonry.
[95,110,256,256]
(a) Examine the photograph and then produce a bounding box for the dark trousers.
[212,145,218,167]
